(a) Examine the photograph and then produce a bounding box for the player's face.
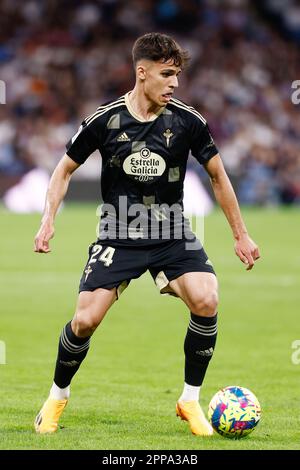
[138,59,181,107]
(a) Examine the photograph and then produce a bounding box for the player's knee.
[72,310,100,337]
[189,290,218,317]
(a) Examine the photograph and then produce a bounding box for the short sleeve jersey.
[66,93,218,245]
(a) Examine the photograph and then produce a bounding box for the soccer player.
[34,33,260,436]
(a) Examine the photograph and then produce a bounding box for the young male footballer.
[34,33,260,436]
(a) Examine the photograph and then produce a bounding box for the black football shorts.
[79,238,216,297]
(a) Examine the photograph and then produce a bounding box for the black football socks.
[184,312,217,386]
[53,321,91,388]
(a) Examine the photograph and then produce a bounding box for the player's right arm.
[34,106,104,253]
[34,154,80,253]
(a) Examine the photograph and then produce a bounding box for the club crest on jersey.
[123,147,166,183]
[163,129,173,147]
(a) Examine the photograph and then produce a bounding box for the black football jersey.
[66,93,218,245]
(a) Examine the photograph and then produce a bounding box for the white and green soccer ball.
[208,386,261,439]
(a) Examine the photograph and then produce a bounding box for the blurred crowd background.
[0,0,300,207]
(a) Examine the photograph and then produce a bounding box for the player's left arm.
[204,154,260,270]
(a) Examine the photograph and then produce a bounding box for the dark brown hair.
[132,32,190,69]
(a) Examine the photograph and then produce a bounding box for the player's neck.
[128,87,164,121]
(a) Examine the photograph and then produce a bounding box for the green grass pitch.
[0,204,299,450]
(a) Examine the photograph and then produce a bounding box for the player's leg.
[170,272,218,436]
[52,287,117,394]
[34,287,116,434]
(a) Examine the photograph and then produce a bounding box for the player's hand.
[34,220,55,253]
[234,234,260,271]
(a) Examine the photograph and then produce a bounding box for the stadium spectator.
[0,0,299,205]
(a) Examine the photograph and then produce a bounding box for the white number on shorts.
[89,244,115,267]
[99,246,115,267]
[89,244,102,263]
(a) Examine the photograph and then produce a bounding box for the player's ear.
[136,63,147,81]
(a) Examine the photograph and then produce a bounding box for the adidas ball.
[208,386,261,439]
